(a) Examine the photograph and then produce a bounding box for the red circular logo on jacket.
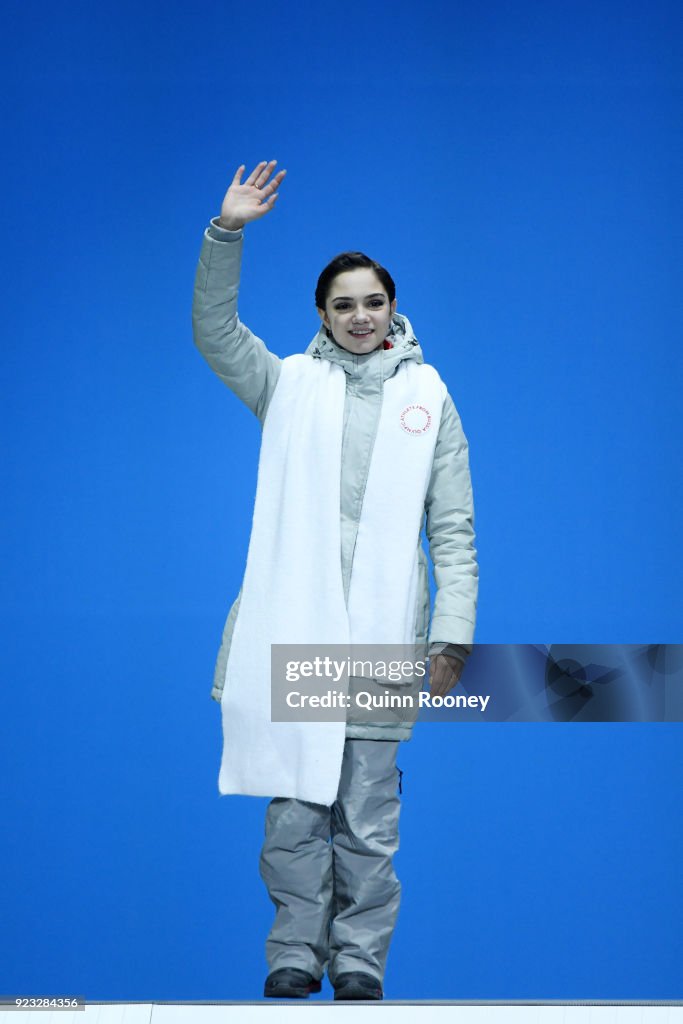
[400,405,432,434]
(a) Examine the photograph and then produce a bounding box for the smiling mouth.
[349,329,373,336]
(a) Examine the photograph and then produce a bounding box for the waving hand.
[218,160,287,231]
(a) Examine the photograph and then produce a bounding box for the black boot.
[264,967,322,999]
[333,971,383,1000]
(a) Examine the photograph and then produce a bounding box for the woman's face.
[318,269,397,354]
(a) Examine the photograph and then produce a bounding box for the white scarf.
[218,353,445,805]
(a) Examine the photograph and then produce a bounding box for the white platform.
[2,1002,682,1023]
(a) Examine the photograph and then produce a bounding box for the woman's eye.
[335,300,383,311]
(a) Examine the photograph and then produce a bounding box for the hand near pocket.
[429,653,464,698]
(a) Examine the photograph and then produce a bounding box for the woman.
[192,160,478,1001]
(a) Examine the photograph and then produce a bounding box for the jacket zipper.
[347,348,384,576]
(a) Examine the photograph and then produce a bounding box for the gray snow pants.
[259,738,402,984]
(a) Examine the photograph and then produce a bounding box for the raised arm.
[192,160,287,424]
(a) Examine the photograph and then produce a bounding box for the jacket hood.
[304,312,424,381]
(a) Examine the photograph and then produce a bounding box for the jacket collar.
[304,312,424,381]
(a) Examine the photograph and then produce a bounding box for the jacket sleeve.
[424,391,479,647]
[428,641,471,666]
[191,218,281,425]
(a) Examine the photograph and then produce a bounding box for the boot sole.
[334,985,383,1000]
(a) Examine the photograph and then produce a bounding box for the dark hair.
[315,251,396,312]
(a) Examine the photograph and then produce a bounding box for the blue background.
[2,0,681,1002]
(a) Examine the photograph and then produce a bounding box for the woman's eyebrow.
[331,293,385,301]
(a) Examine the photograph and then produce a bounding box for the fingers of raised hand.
[244,161,267,187]
[245,159,277,189]
[259,160,280,187]
[261,168,287,195]
[224,162,286,222]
